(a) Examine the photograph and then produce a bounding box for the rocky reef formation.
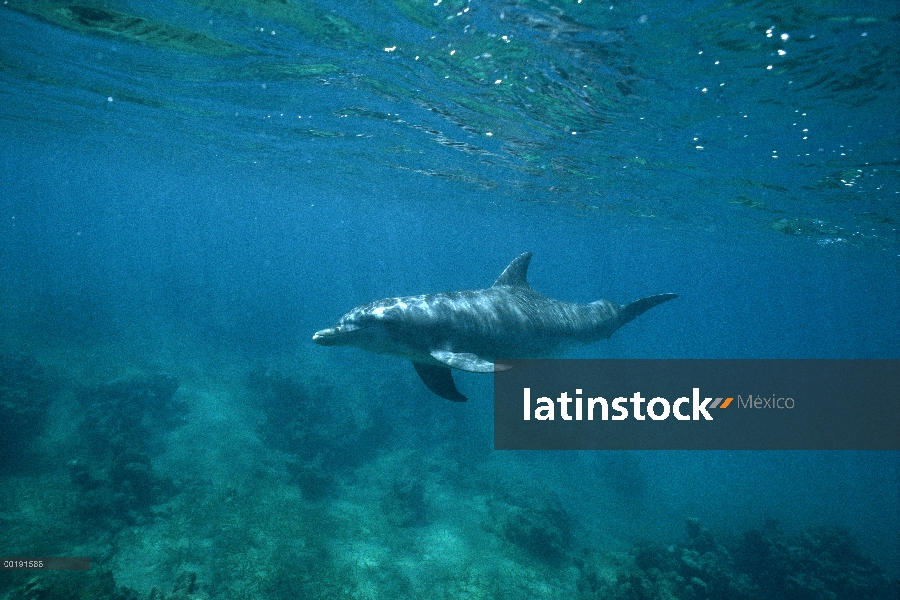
[77,373,183,459]
[382,478,432,528]
[577,518,895,600]
[482,488,575,567]
[5,569,205,600]
[0,353,56,474]
[246,367,389,500]
[69,374,184,528]
[6,570,140,600]
[735,518,895,600]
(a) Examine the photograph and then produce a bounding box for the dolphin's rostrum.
[312,253,676,402]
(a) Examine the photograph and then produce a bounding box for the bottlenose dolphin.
[312,253,676,402]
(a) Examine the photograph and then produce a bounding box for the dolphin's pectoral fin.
[412,362,467,402]
[430,350,500,373]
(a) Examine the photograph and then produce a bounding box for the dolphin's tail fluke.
[618,293,677,326]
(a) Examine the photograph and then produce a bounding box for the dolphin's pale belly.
[375,288,620,362]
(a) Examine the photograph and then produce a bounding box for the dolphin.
[312,253,676,402]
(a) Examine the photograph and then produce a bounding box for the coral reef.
[2,349,895,600]
[735,518,895,600]
[245,367,389,498]
[503,505,573,566]
[69,374,183,528]
[577,518,895,600]
[148,571,209,600]
[5,570,140,600]
[77,374,183,459]
[493,493,574,566]
[587,518,752,600]
[382,478,432,528]
[69,448,174,528]
[0,353,56,474]
[5,569,207,600]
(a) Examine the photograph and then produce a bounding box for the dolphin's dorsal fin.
[492,252,532,288]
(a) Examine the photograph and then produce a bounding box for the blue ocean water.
[1,0,898,597]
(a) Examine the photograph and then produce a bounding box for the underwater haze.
[1,0,899,598]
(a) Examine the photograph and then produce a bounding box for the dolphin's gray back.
[382,286,653,360]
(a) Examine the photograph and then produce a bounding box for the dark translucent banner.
[494,360,900,450]
[0,557,90,570]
